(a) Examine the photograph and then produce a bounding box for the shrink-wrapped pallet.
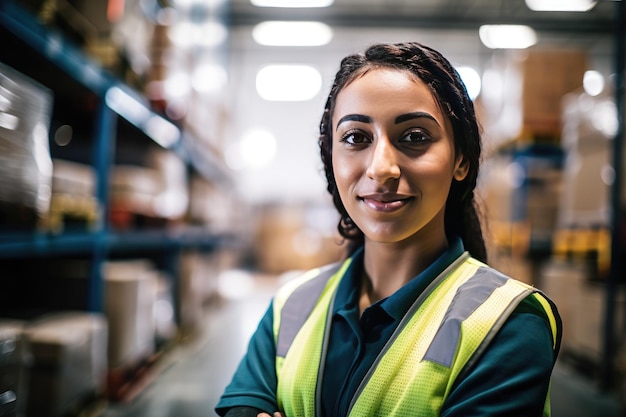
[0,62,53,230]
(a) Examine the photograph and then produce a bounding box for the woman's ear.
[453,155,469,181]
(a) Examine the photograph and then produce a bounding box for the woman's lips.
[360,195,413,213]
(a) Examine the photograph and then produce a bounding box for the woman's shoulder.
[463,255,560,321]
[273,259,349,304]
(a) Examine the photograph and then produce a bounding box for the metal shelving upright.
[0,0,233,315]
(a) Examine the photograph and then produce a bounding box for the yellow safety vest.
[272,252,560,417]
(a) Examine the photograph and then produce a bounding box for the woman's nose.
[366,138,401,182]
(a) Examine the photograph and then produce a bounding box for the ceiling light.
[192,63,228,94]
[225,128,277,170]
[256,64,322,101]
[251,0,334,7]
[583,70,605,96]
[164,72,192,98]
[253,21,333,46]
[591,101,618,138]
[525,0,596,12]
[239,128,277,168]
[479,25,538,49]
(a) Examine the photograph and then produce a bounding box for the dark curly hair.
[319,42,487,262]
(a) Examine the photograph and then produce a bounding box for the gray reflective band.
[423,267,509,367]
[276,263,341,357]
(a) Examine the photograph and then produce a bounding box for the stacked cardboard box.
[254,203,345,275]
[520,48,588,142]
[23,312,107,417]
[48,159,98,233]
[103,260,158,370]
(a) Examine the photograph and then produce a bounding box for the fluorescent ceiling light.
[164,72,192,99]
[525,0,596,12]
[251,0,334,7]
[583,70,605,97]
[192,63,228,94]
[239,128,277,168]
[479,25,538,49]
[253,21,333,46]
[225,128,277,170]
[256,64,322,101]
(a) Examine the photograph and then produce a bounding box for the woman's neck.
[360,232,449,306]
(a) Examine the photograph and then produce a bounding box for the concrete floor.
[101,275,624,417]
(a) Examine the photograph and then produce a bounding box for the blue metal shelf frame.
[601,0,626,391]
[0,229,230,259]
[0,0,112,95]
[0,0,233,314]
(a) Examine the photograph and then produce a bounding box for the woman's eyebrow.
[395,112,439,125]
[336,114,372,131]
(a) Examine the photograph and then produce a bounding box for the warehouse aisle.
[102,273,277,417]
[102,273,623,417]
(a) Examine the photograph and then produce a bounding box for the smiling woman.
[216,42,563,417]
[331,68,467,258]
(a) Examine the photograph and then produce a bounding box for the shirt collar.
[335,236,466,321]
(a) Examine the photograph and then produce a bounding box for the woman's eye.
[341,131,370,145]
[401,130,430,144]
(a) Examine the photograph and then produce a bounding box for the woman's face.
[331,67,467,246]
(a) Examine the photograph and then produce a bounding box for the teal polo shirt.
[216,237,557,417]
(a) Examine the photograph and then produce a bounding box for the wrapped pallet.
[0,62,53,231]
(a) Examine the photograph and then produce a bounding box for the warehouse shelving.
[0,0,234,314]
[0,228,227,258]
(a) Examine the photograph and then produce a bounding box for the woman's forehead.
[333,68,442,119]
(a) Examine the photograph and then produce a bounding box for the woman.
[215,42,561,417]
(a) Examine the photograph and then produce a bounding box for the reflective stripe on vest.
[275,262,344,357]
[273,253,560,417]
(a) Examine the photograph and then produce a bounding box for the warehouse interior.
[0,0,625,415]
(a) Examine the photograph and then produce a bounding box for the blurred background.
[0,0,625,416]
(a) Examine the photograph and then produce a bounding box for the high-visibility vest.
[272,252,560,417]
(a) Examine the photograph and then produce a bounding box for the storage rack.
[0,0,233,315]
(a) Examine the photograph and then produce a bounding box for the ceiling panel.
[228,0,617,34]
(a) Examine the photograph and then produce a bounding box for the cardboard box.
[521,48,588,139]
[23,312,107,417]
[254,204,344,274]
[104,261,157,369]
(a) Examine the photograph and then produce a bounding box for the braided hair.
[319,42,487,262]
